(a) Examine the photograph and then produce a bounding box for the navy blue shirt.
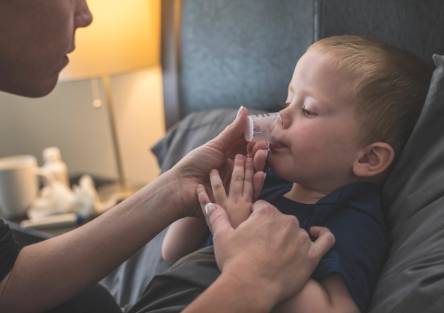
[260,171,387,312]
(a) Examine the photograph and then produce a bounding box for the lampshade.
[60,0,160,81]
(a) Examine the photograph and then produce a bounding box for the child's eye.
[301,106,317,117]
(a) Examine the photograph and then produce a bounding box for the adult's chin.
[26,75,59,98]
[4,75,59,98]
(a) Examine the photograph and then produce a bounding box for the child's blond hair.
[311,35,432,156]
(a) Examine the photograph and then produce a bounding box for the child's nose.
[275,113,283,129]
[279,109,290,129]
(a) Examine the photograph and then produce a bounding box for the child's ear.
[353,142,395,177]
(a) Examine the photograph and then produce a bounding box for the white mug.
[0,155,39,219]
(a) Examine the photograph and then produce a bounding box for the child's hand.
[247,140,269,172]
[198,154,265,228]
[212,155,253,227]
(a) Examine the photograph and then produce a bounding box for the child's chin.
[269,154,282,169]
[269,160,284,176]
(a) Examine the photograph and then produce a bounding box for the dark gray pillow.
[151,108,264,172]
[370,55,444,312]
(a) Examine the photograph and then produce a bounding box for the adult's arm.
[184,201,336,313]
[0,172,183,313]
[0,107,263,313]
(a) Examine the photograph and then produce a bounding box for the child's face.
[270,48,365,189]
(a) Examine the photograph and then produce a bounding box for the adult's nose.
[74,0,93,29]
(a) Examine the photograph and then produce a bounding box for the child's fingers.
[221,158,234,188]
[253,171,266,200]
[243,157,254,197]
[251,140,268,154]
[210,169,227,204]
[229,154,245,197]
[253,148,268,172]
[247,142,254,157]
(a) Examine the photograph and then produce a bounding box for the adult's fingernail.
[236,106,245,118]
[205,203,216,216]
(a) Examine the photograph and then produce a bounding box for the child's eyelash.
[302,107,311,115]
[301,106,317,117]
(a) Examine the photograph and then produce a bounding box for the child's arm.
[272,226,358,313]
[272,275,359,313]
[161,217,209,263]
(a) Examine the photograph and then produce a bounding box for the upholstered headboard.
[161,0,315,129]
[161,0,444,129]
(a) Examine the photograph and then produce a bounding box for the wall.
[0,65,165,187]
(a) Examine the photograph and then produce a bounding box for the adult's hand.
[168,106,267,217]
[205,200,335,307]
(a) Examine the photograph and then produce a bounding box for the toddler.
[161,35,432,312]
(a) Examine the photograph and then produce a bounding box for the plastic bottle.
[41,147,69,187]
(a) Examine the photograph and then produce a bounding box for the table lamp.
[60,0,160,190]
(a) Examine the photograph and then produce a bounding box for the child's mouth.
[270,141,287,152]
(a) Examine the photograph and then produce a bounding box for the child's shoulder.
[322,182,387,249]
[320,182,382,216]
